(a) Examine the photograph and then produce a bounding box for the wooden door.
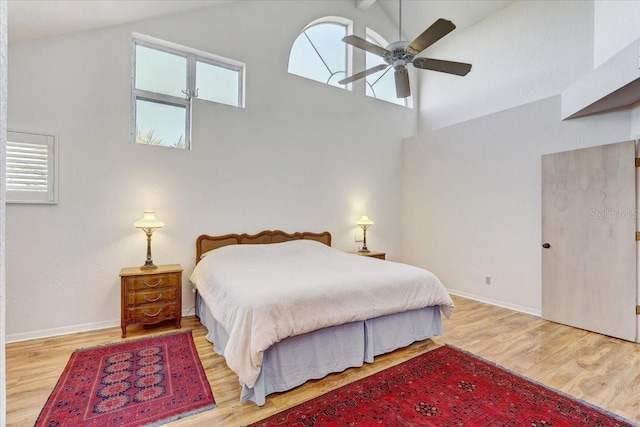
[541,141,636,341]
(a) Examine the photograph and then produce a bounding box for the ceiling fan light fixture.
[393,60,406,69]
[394,67,410,98]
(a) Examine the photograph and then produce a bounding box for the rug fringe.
[74,329,193,352]
[443,344,639,427]
[143,403,218,427]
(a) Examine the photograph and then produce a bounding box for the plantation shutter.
[6,131,57,204]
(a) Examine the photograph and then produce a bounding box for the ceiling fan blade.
[342,35,391,58]
[406,19,456,56]
[394,67,410,98]
[338,64,389,85]
[412,57,472,76]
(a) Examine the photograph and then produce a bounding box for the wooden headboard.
[195,230,332,264]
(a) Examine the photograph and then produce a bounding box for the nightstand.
[120,264,183,338]
[351,251,386,260]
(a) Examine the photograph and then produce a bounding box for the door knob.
[542,243,551,249]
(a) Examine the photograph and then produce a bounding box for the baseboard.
[6,296,538,344]
[6,319,120,344]
[447,288,542,317]
[6,307,197,344]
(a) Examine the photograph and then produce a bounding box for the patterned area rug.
[252,345,634,426]
[35,331,215,427]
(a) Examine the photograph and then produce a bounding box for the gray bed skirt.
[196,294,443,406]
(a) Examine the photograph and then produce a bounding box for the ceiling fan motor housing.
[384,41,415,66]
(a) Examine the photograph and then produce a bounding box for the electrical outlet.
[485,276,491,285]
[354,233,363,243]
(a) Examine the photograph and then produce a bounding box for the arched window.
[288,17,352,88]
[365,28,412,107]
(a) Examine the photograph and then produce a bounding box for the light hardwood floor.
[6,295,640,426]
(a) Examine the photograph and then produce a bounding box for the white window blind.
[6,131,57,204]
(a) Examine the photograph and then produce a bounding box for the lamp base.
[140,260,158,270]
[140,232,158,270]
[359,226,371,254]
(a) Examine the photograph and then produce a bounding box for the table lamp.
[357,214,374,253]
[134,211,164,270]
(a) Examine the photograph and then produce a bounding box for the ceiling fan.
[338,0,472,98]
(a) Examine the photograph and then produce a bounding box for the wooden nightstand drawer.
[127,273,178,291]
[127,303,177,323]
[120,264,183,338]
[127,289,177,306]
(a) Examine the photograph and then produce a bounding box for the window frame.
[6,130,58,205]
[287,16,353,89]
[196,56,244,108]
[131,33,245,150]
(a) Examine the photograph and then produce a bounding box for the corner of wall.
[631,102,640,140]
[0,0,8,422]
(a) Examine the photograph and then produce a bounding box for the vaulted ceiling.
[376,0,512,43]
[8,0,513,44]
[7,0,230,43]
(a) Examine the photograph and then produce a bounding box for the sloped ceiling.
[8,0,513,45]
[377,0,513,42]
[7,0,230,44]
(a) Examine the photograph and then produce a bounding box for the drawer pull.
[143,309,162,317]
[143,279,163,288]
[144,293,163,303]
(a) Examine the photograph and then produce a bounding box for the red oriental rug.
[251,345,635,427]
[35,331,215,427]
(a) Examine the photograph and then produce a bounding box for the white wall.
[403,0,639,314]
[6,1,416,340]
[403,96,631,313]
[417,0,594,132]
[594,0,640,68]
[598,1,640,141]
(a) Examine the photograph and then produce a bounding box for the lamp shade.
[356,214,374,227]
[134,211,164,230]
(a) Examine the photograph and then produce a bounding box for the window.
[365,28,411,108]
[6,130,57,204]
[288,17,352,88]
[132,34,244,149]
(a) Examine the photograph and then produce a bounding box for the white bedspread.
[189,240,454,388]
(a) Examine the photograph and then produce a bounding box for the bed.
[190,230,454,406]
